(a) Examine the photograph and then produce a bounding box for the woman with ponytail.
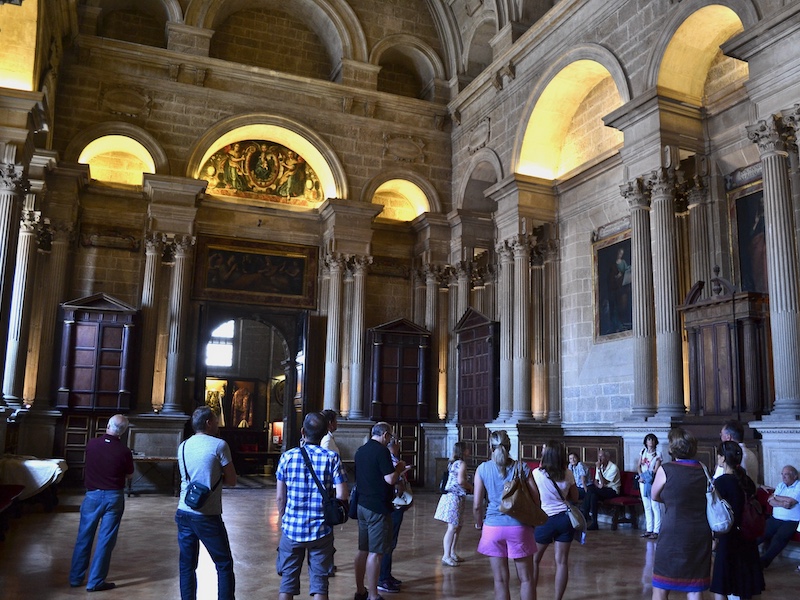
[473,430,539,600]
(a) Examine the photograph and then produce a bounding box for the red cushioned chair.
[603,471,641,530]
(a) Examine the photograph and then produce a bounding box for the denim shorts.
[477,524,537,558]
[534,511,574,544]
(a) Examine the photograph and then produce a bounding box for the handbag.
[738,478,766,541]
[300,446,348,526]
[498,461,548,527]
[180,443,221,510]
[544,472,587,534]
[348,485,359,519]
[439,467,450,494]
[701,463,734,533]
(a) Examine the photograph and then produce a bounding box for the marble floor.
[1,484,797,599]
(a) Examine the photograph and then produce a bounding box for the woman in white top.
[637,433,663,539]
[532,440,578,600]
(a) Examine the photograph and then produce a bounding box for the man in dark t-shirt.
[353,422,407,600]
[69,414,134,592]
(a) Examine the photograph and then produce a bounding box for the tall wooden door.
[456,308,499,424]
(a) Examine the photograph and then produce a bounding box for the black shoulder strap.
[300,446,328,499]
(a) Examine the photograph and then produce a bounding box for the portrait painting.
[200,139,323,207]
[594,232,633,338]
[730,184,767,293]
[193,236,318,309]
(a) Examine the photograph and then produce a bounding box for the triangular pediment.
[368,318,430,336]
[454,307,493,331]
[61,293,137,313]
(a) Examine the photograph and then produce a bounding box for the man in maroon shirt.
[69,414,134,592]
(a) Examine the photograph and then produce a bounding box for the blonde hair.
[490,430,513,477]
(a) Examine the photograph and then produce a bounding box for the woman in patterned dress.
[434,442,473,566]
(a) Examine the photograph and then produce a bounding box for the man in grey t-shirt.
[175,406,237,600]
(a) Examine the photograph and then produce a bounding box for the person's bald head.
[106,414,129,437]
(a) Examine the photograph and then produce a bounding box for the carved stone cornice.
[746,115,790,156]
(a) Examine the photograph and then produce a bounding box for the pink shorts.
[477,525,537,558]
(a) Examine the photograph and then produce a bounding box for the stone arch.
[513,44,630,179]
[64,121,169,175]
[456,148,503,212]
[361,168,442,219]
[645,0,759,103]
[89,0,183,46]
[370,34,446,101]
[186,0,368,64]
[186,113,347,202]
[462,14,497,78]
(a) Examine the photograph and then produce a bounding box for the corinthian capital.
[620,177,649,210]
[746,115,789,156]
[346,254,373,275]
[647,167,677,199]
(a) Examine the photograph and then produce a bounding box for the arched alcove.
[457,148,503,213]
[371,34,446,101]
[362,168,441,220]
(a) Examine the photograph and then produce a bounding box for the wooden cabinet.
[56,294,138,411]
[455,308,499,424]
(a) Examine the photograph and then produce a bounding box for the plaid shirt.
[276,444,346,542]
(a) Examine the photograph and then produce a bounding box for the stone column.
[472,268,485,314]
[413,267,425,327]
[512,235,532,420]
[687,176,713,297]
[648,167,685,416]
[437,271,449,420]
[339,265,353,415]
[544,239,562,423]
[425,264,442,419]
[32,223,72,404]
[0,159,24,405]
[456,260,470,322]
[496,241,513,420]
[530,252,546,420]
[747,115,800,414]
[162,235,195,414]
[138,233,163,412]
[447,268,459,420]
[2,194,39,406]
[323,252,344,411]
[621,178,657,418]
[348,255,370,419]
[318,260,330,315]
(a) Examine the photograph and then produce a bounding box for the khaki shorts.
[357,505,392,554]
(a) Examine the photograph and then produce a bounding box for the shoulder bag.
[544,471,586,534]
[300,446,348,526]
[180,443,221,510]
[701,463,734,533]
[498,461,548,527]
[439,466,450,494]
[737,477,766,541]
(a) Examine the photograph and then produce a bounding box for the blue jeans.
[175,510,235,600]
[379,507,406,581]
[69,489,125,589]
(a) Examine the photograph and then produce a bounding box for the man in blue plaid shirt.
[276,412,348,599]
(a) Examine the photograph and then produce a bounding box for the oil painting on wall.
[594,232,633,338]
[200,140,323,207]
[731,186,767,293]
[193,236,318,309]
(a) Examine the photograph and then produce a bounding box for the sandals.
[640,532,653,538]
[648,533,659,540]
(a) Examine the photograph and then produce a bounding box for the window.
[206,320,235,367]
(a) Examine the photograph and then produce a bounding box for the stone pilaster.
[425,264,442,419]
[138,233,163,412]
[436,270,450,420]
[621,178,657,418]
[323,252,345,411]
[530,251,546,420]
[348,255,371,419]
[2,194,40,406]
[412,267,425,327]
[747,114,800,415]
[512,235,532,420]
[687,174,713,298]
[496,241,513,420]
[162,235,195,414]
[339,265,353,415]
[544,238,562,424]
[456,260,471,322]
[447,267,459,421]
[318,260,330,316]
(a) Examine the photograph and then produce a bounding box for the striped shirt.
[276,444,346,542]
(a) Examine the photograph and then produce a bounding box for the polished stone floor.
[1,484,797,599]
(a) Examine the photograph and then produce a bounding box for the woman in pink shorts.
[473,430,539,600]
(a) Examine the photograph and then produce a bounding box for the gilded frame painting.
[193,236,318,309]
[728,182,767,294]
[594,231,633,339]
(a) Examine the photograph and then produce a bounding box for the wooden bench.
[601,471,641,530]
[0,484,25,541]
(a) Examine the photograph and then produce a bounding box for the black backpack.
[439,466,449,493]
